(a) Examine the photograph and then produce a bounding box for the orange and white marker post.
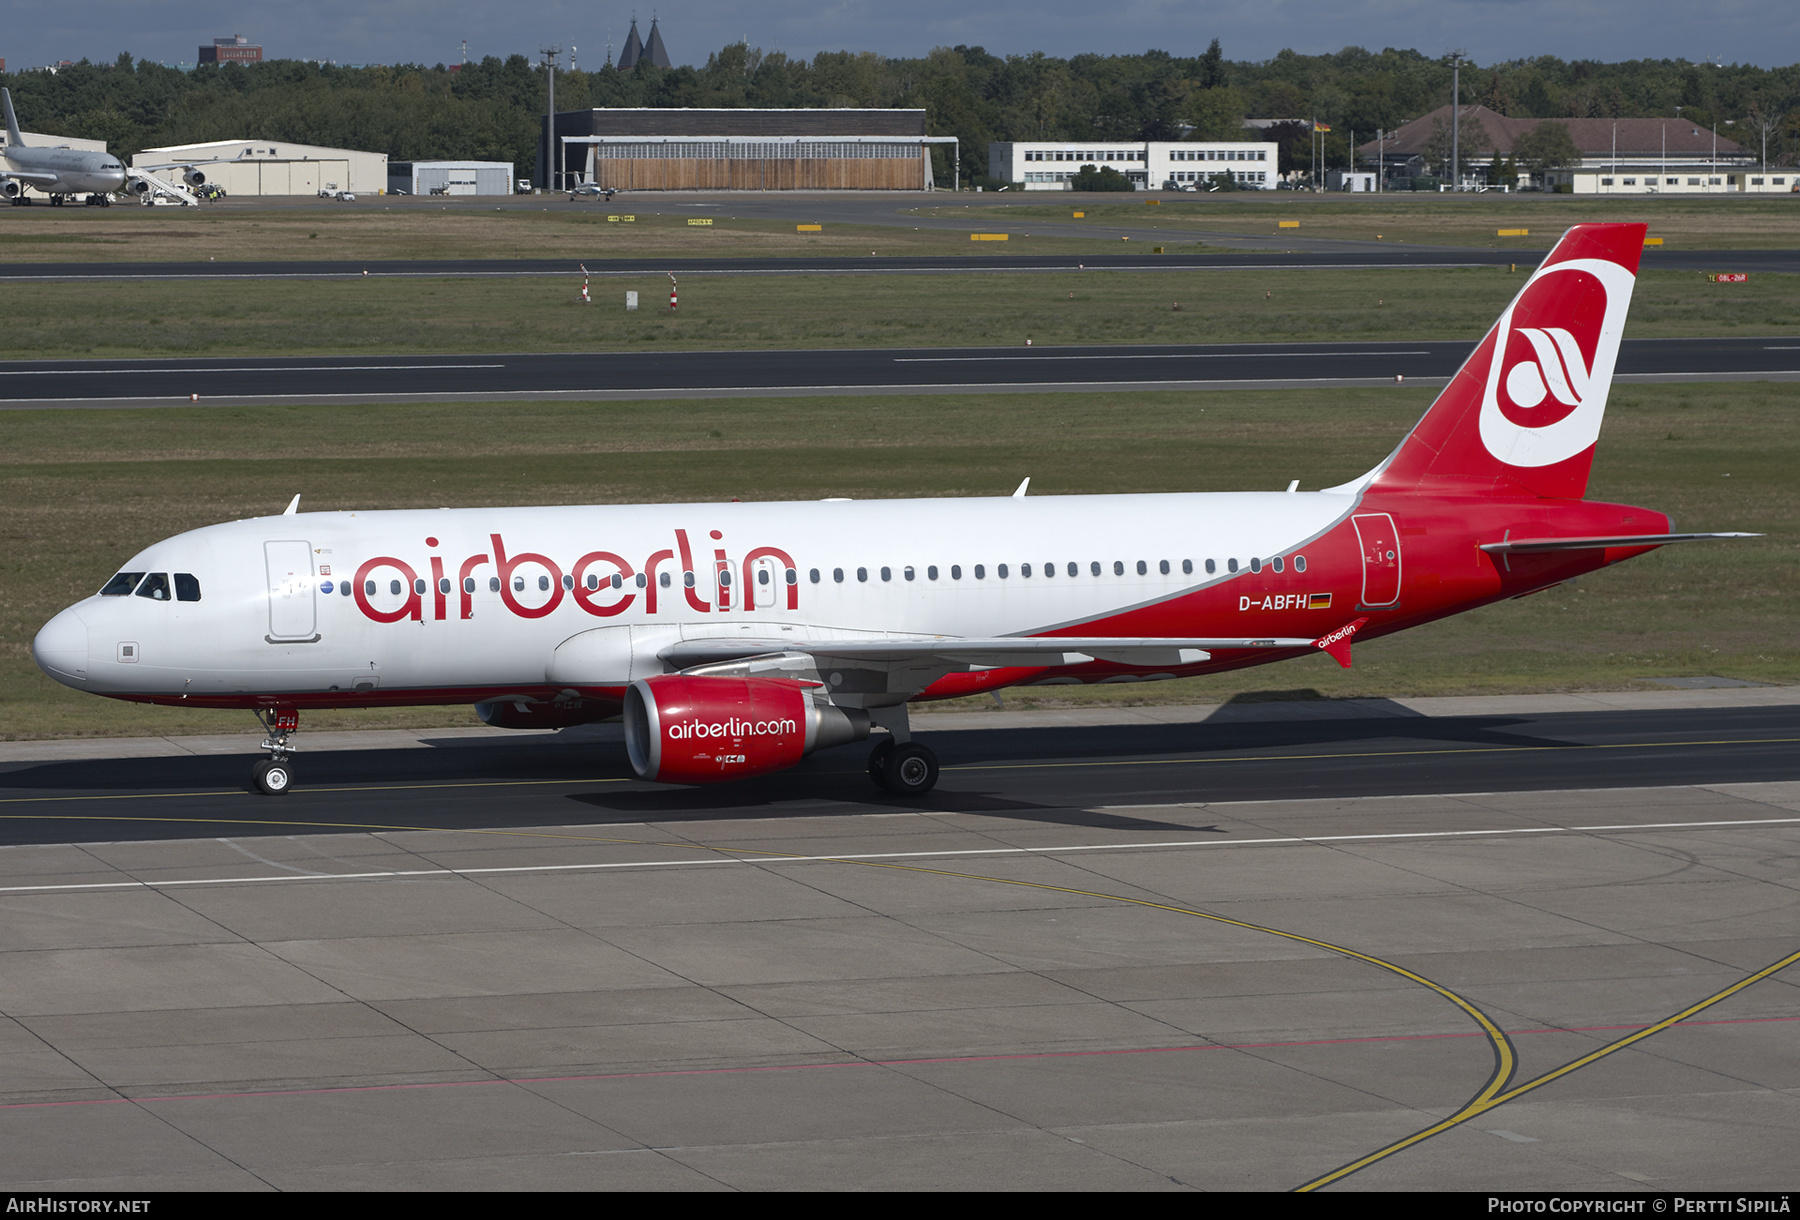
[579,263,590,304]
[668,272,678,311]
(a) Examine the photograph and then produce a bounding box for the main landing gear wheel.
[867,739,896,790]
[882,742,940,796]
[252,758,293,796]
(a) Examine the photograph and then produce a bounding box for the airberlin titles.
[331,524,1369,633]
[341,528,799,625]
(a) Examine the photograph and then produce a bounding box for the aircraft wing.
[1480,532,1758,554]
[660,635,1316,669]
[0,167,61,186]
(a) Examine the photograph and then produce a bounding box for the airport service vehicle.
[0,88,126,206]
[33,224,1749,797]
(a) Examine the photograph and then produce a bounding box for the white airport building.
[387,160,515,196]
[1547,165,1795,195]
[132,140,387,196]
[988,140,1279,190]
[1359,107,1793,194]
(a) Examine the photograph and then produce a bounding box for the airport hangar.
[541,107,960,191]
[388,160,515,196]
[131,140,387,196]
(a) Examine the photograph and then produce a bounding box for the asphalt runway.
[1,698,1796,1190]
[3,246,1796,281]
[3,700,1799,846]
[3,336,1798,408]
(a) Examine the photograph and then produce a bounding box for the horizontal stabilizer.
[1480,532,1758,555]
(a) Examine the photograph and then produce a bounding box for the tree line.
[4,44,1796,184]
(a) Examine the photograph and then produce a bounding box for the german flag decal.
[1307,592,1333,610]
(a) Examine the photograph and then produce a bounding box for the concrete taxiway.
[1,689,1795,1190]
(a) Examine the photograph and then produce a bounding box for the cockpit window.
[174,573,202,602]
[135,573,172,601]
[100,572,145,596]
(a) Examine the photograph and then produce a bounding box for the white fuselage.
[2,144,126,195]
[34,491,1363,707]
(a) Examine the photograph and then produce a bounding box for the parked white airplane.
[0,88,126,206]
[33,224,1750,796]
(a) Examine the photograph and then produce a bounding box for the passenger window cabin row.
[807,555,1307,583]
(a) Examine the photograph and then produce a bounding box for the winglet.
[1312,617,1370,668]
[1012,477,1030,499]
[282,494,300,516]
[2,89,23,148]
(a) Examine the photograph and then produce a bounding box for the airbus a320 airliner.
[33,224,1750,796]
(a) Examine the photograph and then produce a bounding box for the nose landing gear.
[252,707,299,796]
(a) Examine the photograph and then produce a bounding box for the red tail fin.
[1371,224,1645,500]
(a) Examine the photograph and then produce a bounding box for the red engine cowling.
[624,675,869,784]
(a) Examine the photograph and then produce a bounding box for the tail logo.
[1478,257,1636,469]
[1504,327,1590,411]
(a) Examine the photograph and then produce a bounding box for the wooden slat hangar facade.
[544,108,954,191]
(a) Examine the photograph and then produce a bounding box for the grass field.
[0,204,1102,264]
[2,385,1792,740]
[1,194,1792,268]
[913,194,1800,249]
[3,266,1795,360]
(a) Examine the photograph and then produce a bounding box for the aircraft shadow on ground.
[1,706,1789,846]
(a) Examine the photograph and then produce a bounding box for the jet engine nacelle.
[0,181,20,199]
[127,178,153,196]
[182,167,205,186]
[624,674,869,785]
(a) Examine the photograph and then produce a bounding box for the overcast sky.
[3,1,1794,72]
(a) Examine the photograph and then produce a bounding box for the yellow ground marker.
[1644,236,1664,246]
[970,233,1009,241]
[1278,220,1299,228]
[1497,228,1529,236]
[796,224,822,232]
[687,218,713,226]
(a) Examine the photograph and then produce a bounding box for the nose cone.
[33,607,89,688]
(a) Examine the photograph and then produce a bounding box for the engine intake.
[182,168,206,186]
[624,674,869,784]
[0,181,20,199]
